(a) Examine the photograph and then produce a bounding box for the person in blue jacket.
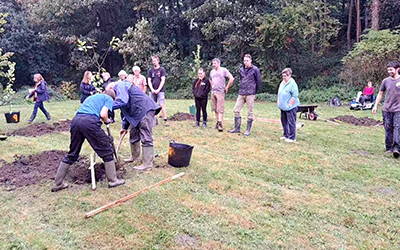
[51,89,125,192]
[108,80,161,171]
[80,71,96,103]
[277,68,300,143]
[26,73,51,122]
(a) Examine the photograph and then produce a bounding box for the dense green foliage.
[342,29,400,87]
[0,0,399,101]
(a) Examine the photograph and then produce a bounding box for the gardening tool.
[89,153,96,190]
[106,124,119,163]
[85,172,185,218]
[116,129,127,154]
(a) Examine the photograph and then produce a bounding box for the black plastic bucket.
[168,140,194,167]
[4,112,20,123]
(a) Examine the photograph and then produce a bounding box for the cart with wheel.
[297,105,319,120]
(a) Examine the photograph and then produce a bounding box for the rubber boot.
[243,119,253,136]
[105,160,125,188]
[202,121,207,127]
[51,162,70,192]
[134,146,154,171]
[228,117,241,133]
[124,141,141,162]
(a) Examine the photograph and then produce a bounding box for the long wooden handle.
[116,130,127,154]
[90,153,96,190]
[85,172,185,218]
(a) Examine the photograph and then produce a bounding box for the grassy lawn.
[0,99,399,249]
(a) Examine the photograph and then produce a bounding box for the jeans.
[30,101,50,120]
[382,111,400,151]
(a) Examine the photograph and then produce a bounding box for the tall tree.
[356,0,361,42]
[370,0,380,30]
[347,0,354,49]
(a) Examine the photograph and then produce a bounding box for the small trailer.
[297,105,319,120]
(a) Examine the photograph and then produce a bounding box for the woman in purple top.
[26,73,51,122]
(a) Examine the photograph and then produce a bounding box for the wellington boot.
[134,146,154,171]
[51,162,70,192]
[243,119,253,136]
[123,141,141,162]
[228,117,241,133]
[105,160,125,188]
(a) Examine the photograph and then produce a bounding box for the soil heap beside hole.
[330,115,382,126]
[0,150,125,188]
[169,112,195,121]
[7,120,72,137]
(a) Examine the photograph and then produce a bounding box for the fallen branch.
[85,172,185,218]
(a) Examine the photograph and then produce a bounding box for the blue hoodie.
[277,78,300,111]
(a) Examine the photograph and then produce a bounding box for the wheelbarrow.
[297,105,318,120]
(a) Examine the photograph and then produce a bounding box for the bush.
[299,85,358,104]
[342,29,400,88]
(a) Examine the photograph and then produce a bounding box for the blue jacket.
[28,80,50,102]
[113,81,161,128]
[238,65,262,95]
[277,78,300,111]
[80,82,96,103]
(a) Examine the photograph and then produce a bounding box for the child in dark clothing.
[192,68,211,127]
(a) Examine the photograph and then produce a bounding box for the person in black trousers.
[192,68,211,127]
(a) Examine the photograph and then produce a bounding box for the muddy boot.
[134,146,154,171]
[51,162,70,192]
[105,160,125,188]
[202,121,207,127]
[124,141,141,162]
[228,117,241,133]
[193,121,200,127]
[243,119,253,136]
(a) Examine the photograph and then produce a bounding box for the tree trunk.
[356,0,361,42]
[371,0,380,30]
[347,0,354,50]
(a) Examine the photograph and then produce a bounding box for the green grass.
[0,99,399,249]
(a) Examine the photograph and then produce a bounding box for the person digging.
[108,80,161,171]
[51,89,125,192]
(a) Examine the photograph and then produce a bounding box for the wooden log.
[85,172,185,218]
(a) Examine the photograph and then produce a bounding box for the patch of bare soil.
[169,112,195,121]
[7,120,72,137]
[0,150,125,189]
[330,115,382,126]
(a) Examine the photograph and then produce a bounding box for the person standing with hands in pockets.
[148,56,169,126]
[277,68,300,143]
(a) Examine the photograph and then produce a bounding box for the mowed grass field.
[0,99,399,250]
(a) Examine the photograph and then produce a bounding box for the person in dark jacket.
[80,71,96,103]
[108,81,161,171]
[51,89,125,192]
[26,73,51,122]
[228,54,262,136]
[192,68,211,127]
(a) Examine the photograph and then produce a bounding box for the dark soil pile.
[169,112,195,121]
[8,120,72,137]
[0,150,125,188]
[330,115,382,126]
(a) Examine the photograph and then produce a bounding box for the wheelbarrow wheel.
[308,112,316,120]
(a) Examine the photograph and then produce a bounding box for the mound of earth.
[169,112,195,121]
[8,120,72,137]
[330,115,382,126]
[0,150,125,188]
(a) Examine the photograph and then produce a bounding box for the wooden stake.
[85,172,185,218]
[90,153,96,190]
